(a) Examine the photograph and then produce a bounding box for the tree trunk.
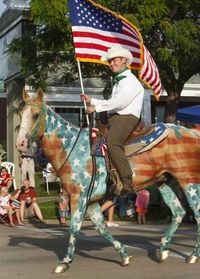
[163,92,180,123]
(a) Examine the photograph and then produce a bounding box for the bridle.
[21,100,97,208]
[24,102,46,141]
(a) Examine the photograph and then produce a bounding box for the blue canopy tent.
[176,105,200,124]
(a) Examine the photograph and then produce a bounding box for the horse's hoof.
[185,255,200,264]
[159,250,170,263]
[121,256,133,267]
[53,262,69,273]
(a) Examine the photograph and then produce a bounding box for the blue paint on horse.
[45,107,107,198]
[16,89,200,271]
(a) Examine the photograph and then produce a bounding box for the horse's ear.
[36,88,44,102]
[22,88,30,102]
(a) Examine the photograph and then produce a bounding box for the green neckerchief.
[113,67,128,85]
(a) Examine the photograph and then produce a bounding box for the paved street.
[0,220,199,279]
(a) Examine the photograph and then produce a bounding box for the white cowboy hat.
[101,47,133,66]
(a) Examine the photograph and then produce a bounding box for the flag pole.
[77,59,90,126]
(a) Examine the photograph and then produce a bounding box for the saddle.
[92,121,169,157]
[91,121,169,196]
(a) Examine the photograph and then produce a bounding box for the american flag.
[68,0,163,98]
[68,0,143,69]
[139,45,163,99]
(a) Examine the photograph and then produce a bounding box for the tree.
[100,0,200,122]
[9,0,200,122]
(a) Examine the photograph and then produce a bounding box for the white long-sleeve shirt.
[91,69,144,118]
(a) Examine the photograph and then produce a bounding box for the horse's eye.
[32,113,40,121]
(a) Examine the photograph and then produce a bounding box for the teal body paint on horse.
[16,89,200,272]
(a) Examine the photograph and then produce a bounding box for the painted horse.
[16,89,200,272]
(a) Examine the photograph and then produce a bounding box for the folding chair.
[0,213,10,225]
[43,164,60,195]
[0,200,21,226]
[1,161,17,190]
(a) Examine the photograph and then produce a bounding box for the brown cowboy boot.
[120,175,134,196]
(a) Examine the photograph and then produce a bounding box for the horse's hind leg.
[158,183,186,262]
[184,183,200,263]
[87,203,132,266]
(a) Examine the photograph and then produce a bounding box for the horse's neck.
[43,106,91,157]
[45,106,79,136]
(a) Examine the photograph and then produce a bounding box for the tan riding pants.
[107,114,139,178]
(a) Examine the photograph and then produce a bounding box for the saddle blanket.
[92,122,169,157]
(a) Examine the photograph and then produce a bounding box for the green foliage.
[8,0,200,121]
[31,0,68,30]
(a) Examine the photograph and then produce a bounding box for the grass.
[35,171,60,197]
[39,201,60,220]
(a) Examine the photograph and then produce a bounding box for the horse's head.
[16,88,46,153]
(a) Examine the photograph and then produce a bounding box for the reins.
[23,101,97,207]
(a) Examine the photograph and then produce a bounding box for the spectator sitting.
[14,179,46,224]
[0,186,23,227]
[0,167,14,191]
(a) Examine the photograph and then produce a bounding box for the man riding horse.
[81,47,144,195]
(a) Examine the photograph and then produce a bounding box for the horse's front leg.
[87,202,132,266]
[53,193,86,273]
[184,184,200,263]
[158,184,186,262]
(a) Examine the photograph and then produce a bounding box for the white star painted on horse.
[83,171,90,179]
[161,237,168,245]
[83,134,89,142]
[149,137,154,142]
[61,137,67,146]
[175,215,183,224]
[69,234,76,243]
[63,256,72,263]
[66,123,72,132]
[76,222,82,231]
[114,242,122,250]
[79,183,85,192]
[51,116,56,125]
[73,159,80,167]
[98,165,106,174]
[57,121,62,129]
[80,144,86,152]
[173,199,181,207]
[71,173,76,180]
[74,209,81,219]
[187,187,197,197]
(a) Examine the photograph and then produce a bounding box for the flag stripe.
[68,0,163,98]
[68,0,143,69]
[72,30,141,49]
[139,45,162,97]
[73,36,141,54]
